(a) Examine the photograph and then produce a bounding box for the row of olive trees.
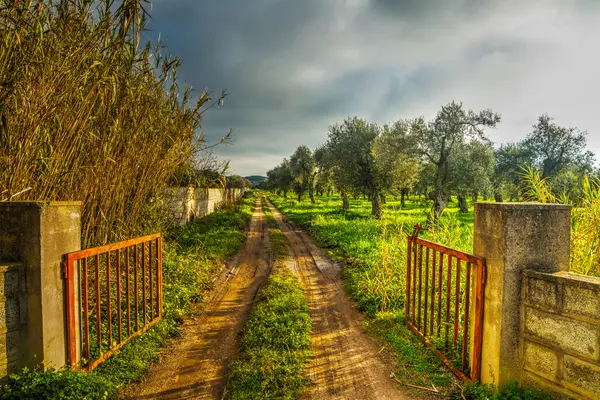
[267,101,596,226]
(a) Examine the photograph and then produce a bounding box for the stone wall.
[0,262,27,377]
[521,270,600,399]
[165,187,245,226]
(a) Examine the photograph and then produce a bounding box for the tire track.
[124,196,272,400]
[265,198,410,400]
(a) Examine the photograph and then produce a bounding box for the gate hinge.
[62,261,69,280]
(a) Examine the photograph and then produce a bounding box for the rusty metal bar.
[157,237,163,315]
[134,244,139,331]
[63,234,163,371]
[453,259,461,358]
[63,256,77,367]
[444,254,452,353]
[142,242,147,325]
[126,246,131,337]
[437,252,443,337]
[149,240,154,319]
[413,237,484,264]
[116,249,122,344]
[417,244,423,330]
[64,233,161,260]
[406,323,470,382]
[472,260,486,382]
[86,316,161,371]
[83,258,90,361]
[423,246,430,336]
[462,262,471,371]
[95,253,102,356]
[405,237,412,323]
[107,252,112,350]
[430,250,436,336]
[404,225,486,382]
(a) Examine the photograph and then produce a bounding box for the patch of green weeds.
[452,381,551,400]
[225,268,312,400]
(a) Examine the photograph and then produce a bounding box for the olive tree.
[326,117,383,217]
[409,101,501,227]
[289,145,316,203]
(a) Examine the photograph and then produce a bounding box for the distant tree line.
[265,102,596,226]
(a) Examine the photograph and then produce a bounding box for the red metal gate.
[405,225,486,381]
[63,234,162,370]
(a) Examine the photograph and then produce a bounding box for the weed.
[225,267,312,400]
[452,381,550,400]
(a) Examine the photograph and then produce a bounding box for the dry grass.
[0,1,223,246]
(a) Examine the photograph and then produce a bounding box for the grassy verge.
[225,268,311,400]
[0,193,257,400]
[225,202,311,400]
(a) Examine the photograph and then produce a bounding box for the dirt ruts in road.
[124,196,272,400]
[265,198,410,400]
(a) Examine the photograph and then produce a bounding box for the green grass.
[0,193,257,400]
[225,265,311,400]
[260,195,287,258]
[268,193,478,390]
[453,381,550,400]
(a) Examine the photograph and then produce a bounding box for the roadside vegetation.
[268,192,554,399]
[226,200,311,400]
[0,193,256,400]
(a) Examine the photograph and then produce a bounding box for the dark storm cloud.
[147,0,600,175]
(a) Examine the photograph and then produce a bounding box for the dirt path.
[265,198,411,400]
[124,197,272,400]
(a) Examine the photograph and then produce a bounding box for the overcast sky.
[147,0,600,176]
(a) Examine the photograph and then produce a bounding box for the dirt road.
[125,197,272,400]
[265,198,409,400]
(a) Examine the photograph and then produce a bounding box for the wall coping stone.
[524,270,600,291]
[474,202,573,210]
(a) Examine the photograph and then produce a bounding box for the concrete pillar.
[473,203,571,386]
[0,201,81,370]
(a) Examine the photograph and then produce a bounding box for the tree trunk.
[494,193,503,202]
[381,194,386,204]
[309,172,316,204]
[342,193,349,210]
[457,194,468,213]
[428,193,447,229]
[471,192,478,205]
[371,190,382,219]
[283,189,287,198]
[297,192,302,202]
[400,189,406,208]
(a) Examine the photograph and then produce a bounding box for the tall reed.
[520,166,600,276]
[0,1,222,246]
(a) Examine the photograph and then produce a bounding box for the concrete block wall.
[521,270,600,399]
[0,262,27,377]
[166,187,245,227]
